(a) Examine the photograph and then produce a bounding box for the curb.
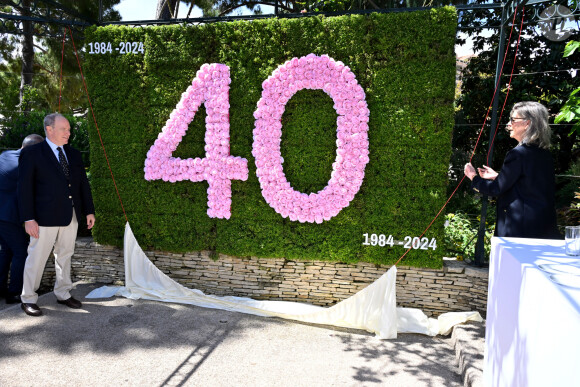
[451,321,486,387]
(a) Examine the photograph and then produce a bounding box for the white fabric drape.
[87,223,482,339]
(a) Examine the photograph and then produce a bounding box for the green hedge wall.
[85,9,457,268]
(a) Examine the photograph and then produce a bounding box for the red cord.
[486,10,525,166]
[55,10,523,264]
[468,6,521,164]
[66,27,129,223]
[393,174,468,266]
[394,7,525,267]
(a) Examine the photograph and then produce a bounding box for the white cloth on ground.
[86,223,482,339]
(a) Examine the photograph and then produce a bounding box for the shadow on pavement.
[0,283,463,386]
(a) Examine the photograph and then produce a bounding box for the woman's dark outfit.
[471,144,560,239]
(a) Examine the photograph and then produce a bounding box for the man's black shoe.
[21,303,42,317]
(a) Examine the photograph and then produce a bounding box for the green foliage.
[554,40,580,229]
[444,212,494,261]
[85,9,457,268]
[559,189,580,228]
[563,40,580,58]
[450,6,580,261]
[0,1,121,117]
[558,158,580,206]
[556,40,580,136]
[19,85,43,112]
[455,7,579,177]
[556,158,580,229]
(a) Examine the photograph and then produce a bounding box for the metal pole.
[473,4,508,266]
[275,0,278,15]
[99,0,103,24]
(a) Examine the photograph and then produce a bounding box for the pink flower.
[147,56,368,222]
[253,54,369,223]
[144,63,248,219]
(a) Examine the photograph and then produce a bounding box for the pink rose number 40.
[145,54,370,223]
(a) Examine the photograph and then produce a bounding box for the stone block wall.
[40,237,489,318]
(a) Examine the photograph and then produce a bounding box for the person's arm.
[477,165,499,180]
[18,147,38,238]
[24,220,39,239]
[464,163,477,180]
[471,149,523,197]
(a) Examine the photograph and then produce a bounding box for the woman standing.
[464,101,561,239]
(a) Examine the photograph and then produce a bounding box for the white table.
[484,237,580,387]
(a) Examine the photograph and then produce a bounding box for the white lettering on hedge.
[87,42,144,54]
[362,234,437,250]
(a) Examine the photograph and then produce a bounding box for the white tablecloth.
[484,237,580,387]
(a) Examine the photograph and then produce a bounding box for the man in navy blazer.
[0,134,44,304]
[18,113,95,317]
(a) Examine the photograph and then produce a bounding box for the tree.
[0,5,22,117]
[0,1,121,118]
[555,40,580,135]
[449,1,580,246]
[456,4,579,176]
[156,0,180,19]
[155,0,264,17]
[19,0,33,112]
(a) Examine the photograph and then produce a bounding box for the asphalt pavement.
[0,282,483,387]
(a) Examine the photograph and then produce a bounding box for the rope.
[65,26,129,223]
[486,12,525,166]
[468,7,520,164]
[51,10,523,265]
[460,68,580,80]
[393,6,524,267]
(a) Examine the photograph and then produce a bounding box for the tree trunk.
[156,0,179,20]
[19,0,34,112]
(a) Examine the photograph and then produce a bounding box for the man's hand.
[25,220,39,239]
[87,214,95,229]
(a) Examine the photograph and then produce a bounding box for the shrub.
[85,9,457,268]
[444,211,495,261]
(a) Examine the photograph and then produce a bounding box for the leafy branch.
[555,40,580,135]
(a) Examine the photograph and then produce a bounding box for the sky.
[114,0,273,21]
[115,0,203,20]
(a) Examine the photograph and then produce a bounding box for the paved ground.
[0,282,477,387]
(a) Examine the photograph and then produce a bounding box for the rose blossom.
[253,54,369,223]
[144,63,248,219]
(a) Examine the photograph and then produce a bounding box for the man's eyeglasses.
[508,117,527,123]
